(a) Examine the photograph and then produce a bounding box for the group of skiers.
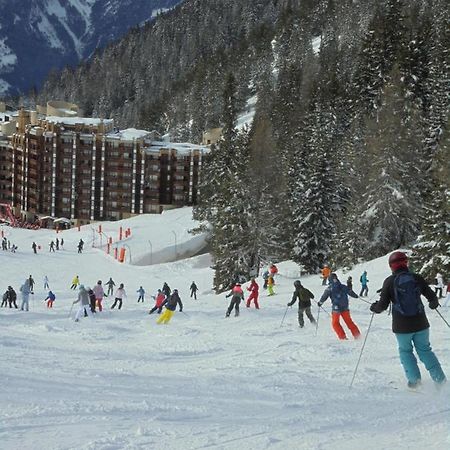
[2,236,18,252]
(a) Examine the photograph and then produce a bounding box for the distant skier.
[7,286,17,308]
[73,285,92,322]
[359,271,369,297]
[267,274,275,296]
[370,251,446,389]
[28,275,35,293]
[346,276,353,292]
[20,278,33,311]
[44,291,56,308]
[287,280,316,328]
[246,278,259,309]
[77,239,84,253]
[32,242,37,254]
[162,282,171,299]
[137,286,145,303]
[434,273,444,298]
[321,264,331,285]
[105,278,115,296]
[49,241,55,252]
[157,289,183,324]
[318,273,360,340]
[55,238,59,250]
[60,238,64,249]
[93,280,106,312]
[1,290,7,307]
[43,275,50,290]
[70,275,80,290]
[225,284,244,317]
[149,289,166,314]
[262,270,269,289]
[190,282,198,300]
[111,283,127,310]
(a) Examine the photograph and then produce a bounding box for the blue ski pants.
[395,328,446,384]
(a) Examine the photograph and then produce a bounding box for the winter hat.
[388,251,408,272]
[294,280,302,288]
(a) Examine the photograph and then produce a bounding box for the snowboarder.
[246,278,259,309]
[262,270,269,289]
[43,275,49,290]
[370,251,446,389]
[225,284,244,317]
[20,278,33,311]
[28,275,35,293]
[359,271,369,296]
[49,241,55,252]
[111,283,127,310]
[157,289,183,324]
[434,273,444,298]
[318,273,361,340]
[190,282,198,300]
[93,280,106,312]
[7,286,17,308]
[77,239,84,253]
[321,264,331,285]
[267,274,275,296]
[32,242,37,254]
[70,275,80,290]
[137,286,145,303]
[162,282,171,299]
[287,280,316,328]
[44,291,56,308]
[73,285,92,322]
[105,277,115,296]
[149,289,166,314]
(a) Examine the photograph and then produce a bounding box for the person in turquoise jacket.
[359,270,369,296]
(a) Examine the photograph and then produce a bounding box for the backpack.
[392,272,424,316]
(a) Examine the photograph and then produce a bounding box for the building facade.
[0,107,206,225]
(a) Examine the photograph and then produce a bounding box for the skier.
[434,273,444,298]
[318,273,361,340]
[267,274,275,296]
[269,263,278,277]
[157,289,183,324]
[190,282,198,300]
[77,239,84,253]
[321,264,331,285]
[7,286,18,308]
[111,283,127,310]
[105,277,115,296]
[1,290,7,307]
[70,275,80,290]
[44,291,56,308]
[137,286,145,303]
[32,242,37,254]
[287,280,316,328]
[359,270,369,296]
[20,278,33,311]
[370,251,446,389]
[246,278,260,309]
[43,275,49,290]
[49,241,55,252]
[149,289,166,314]
[60,238,64,249]
[73,285,92,322]
[87,287,96,314]
[55,238,59,250]
[225,283,244,317]
[162,282,171,299]
[28,275,35,293]
[347,276,353,292]
[1,237,6,250]
[262,270,269,289]
[93,280,106,312]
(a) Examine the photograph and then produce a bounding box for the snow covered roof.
[45,116,114,126]
[145,141,209,155]
[106,128,152,141]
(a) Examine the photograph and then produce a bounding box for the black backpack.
[392,272,424,316]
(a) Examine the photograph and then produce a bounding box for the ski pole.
[314,305,320,337]
[67,303,74,319]
[349,312,375,388]
[436,309,450,328]
[181,311,189,317]
[280,306,289,327]
[357,297,372,305]
[320,305,331,317]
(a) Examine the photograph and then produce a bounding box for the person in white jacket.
[20,278,33,311]
[92,280,105,312]
[435,273,444,298]
[111,283,127,310]
[73,285,92,322]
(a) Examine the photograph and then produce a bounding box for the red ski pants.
[96,298,103,312]
[246,293,259,309]
[331,311,361,340]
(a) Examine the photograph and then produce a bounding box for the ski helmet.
[294,280,302,288]
[388,251,408,270]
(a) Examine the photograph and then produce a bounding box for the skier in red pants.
[246,278,260,309]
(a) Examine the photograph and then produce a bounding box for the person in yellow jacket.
[267,274,275,296]
[70,275,80,290]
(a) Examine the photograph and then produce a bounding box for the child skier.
[262,270,269,289]
[267,274,275,296]
[137,286,145,303]
[111,283,127,310]
[44,291,56,308]
[70,275,80,290]
[157,289,183,324]
[246,278,259,309]
[225,284,244,317]
[287,280,316,328]
[318,273,361,340]
[149,289,166,314]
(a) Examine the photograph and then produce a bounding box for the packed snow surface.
[0,208,449,449]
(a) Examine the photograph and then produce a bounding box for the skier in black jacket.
[370,251,446,388]
[157,289,183,324]
[287,280,316,328]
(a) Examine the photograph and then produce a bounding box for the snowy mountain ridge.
[0,0,181,95]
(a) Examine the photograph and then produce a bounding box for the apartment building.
[0,105,207,225]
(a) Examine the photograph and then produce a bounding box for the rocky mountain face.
[0,0,181,95]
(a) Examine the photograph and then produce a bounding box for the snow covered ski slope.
[0,209,448,449]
